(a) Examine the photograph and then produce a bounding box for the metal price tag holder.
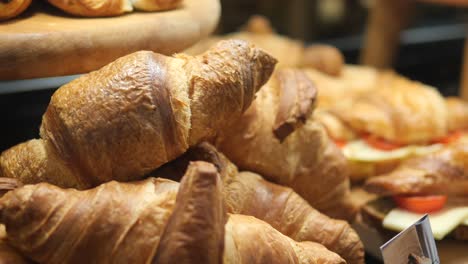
[380,215,439,264]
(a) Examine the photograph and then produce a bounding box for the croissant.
[0,161,344,264]
[215,68,356,221]
[0,0,31,20]
[154,161,346,264]
[365,140,468,196]
[153,142,364,264]
[0,40,277,189]
[46,0,180,17]
[46,0,132,16]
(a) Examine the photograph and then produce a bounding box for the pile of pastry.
[0,0,180,20]
[0,34,365,262]
[187,16,468,253]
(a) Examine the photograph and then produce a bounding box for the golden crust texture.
[0,40,277,189]
[331,72,448,144]
[0,178,179,263]
[0,0,31,20]
[0,162,345,264]
[216,69,356,221]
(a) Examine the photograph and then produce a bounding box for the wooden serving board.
[0,0,220,80]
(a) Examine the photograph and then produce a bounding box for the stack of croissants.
[2,14,468,264]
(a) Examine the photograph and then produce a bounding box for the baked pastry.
[0,0,31,20]
[0,162,345,264]
[46,0,181,17]
[47,0,133,16]
[0,40,277,189]
[155,161,346,264]
[215,68,356,221]
[153,142,365,264]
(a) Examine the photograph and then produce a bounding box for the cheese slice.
[342,140,443,162]
[383,207,468,240]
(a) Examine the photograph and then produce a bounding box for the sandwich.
[314,71,468,181]
[361,139,468,241]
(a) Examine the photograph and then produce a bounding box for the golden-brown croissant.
[0,162,345,264]
[364,140,468,196]
[0,40,277,189]
[46,0,181,16]
[154,161,346,264]
[215,68,356,221]
[47,0,132,16]
[0,0,31,20]
[153,142,364,264]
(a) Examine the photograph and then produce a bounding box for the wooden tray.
[0,0,220,80]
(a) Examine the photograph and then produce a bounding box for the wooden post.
[460,36,468,99]
[360,0,414,68]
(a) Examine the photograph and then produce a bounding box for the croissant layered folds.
[0,40,277,189]
[0,162,345,264]
[215,69,356,221]
[154,161,346,264]
[153,142,364,264]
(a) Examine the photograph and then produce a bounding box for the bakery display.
[0,0,31,20]
[0,38,369,263]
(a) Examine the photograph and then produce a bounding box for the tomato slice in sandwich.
[363,136,402,151]
[393,195,448,213]
[432,130,463,145]
[333,139,347,148]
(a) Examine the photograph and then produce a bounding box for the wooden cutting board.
[0,0,220,80]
